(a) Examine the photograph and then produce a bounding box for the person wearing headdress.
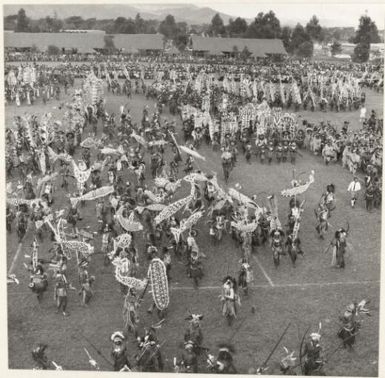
[136,326,164,372]
[28,263,48,302]
[322,184,336,215]
[176,340,198,373]
[186,248,204,288]
[101,224,112,263]
[123,287,140,336]
[238,259,253,296]
[67,201,80,236]
[314,202,329,239]
[275,142,283,163]
[32,343,49,370]
[214,343,237,374]
[111,332,131,371]
[221,147,233,183]
[54,273,76,316]
[220,276,239,326]
[302,330,324,375]
[187,229,205,258]
[78,272,95,306]
[330,227,348,269]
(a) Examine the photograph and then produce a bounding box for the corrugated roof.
[191,36,287,56]
[110,34,164,52]
[4,32,105,51]
[4,32,164,52]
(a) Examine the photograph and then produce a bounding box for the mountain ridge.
[3,4,239,25]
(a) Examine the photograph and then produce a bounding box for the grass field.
[6,79,383,375]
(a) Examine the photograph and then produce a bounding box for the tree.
[16,8,30,32]
[227,17,248,37]
[353,42,370,62]
[159,14,178,39]
[245,11,281,39]
[281,26,292,53]
[64,16,85,30]
[296,41,314,58]
[209,13,225,37]
[174,33,188,51]
[232,45,239,57]
[143,19,159,34]
[4,14,18,30]
[353,14,381,44]
[305,15,324,42]
[135,13,145,33]
[84,18,97,30]
[240,46,252,60]
[104,35,116,53]
[47,45,60,55]
[40,16,63,32]
[290,23,313,57]
[330,41,342,56]
[174,22,189,50]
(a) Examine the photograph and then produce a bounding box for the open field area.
[6,78,383,375]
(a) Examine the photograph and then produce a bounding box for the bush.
[295,41,313,58]
[47,45,60,55]
[353,42,370,63]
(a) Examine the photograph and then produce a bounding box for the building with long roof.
[4,31,164,55]
[190,36,287,58]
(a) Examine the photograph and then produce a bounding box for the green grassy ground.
[6,79,383,375]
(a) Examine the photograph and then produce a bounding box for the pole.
[80,332,114,367]
[259,322,291,370]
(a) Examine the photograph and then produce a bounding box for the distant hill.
[3,3,238,25]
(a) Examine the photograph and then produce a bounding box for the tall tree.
[330,41,342,56]
[4,14,18,30]
[245,11,281,39]
[240,46,252,60]
[174,22,189,50]
[227,17,248,37]
[159,14,178,39]
[290,23,313,57]
[135,13,145,33]
[296,41,313,58]
[104,35,116,53]
[353,14,381,44]
[113,16,128,33]
[15,8,30,32]
[280,26,292,53]
[209,13,225,37]
[353,42,370,62]
[306,15,324,42]
[64,16,85,30]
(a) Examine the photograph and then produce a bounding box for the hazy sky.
[3,0,385,29]
[192,1,385,28]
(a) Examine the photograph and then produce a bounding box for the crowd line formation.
[5,56,381,374]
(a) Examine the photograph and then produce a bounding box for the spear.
[84,347,100,370]
[228,314,249,343]
[80,332,114,367]
[292,330,360,371]
[323,241,333,254]
[324,330,360,363]
[138,278,150,302]
[257,322,291,372]
[298,325,310,374]
[136,340,166,367]
[51,361,63,370]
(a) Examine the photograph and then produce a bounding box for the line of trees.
[5,9,160,34]
[5,8,382,61]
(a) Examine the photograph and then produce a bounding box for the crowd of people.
[5,54,381,373]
